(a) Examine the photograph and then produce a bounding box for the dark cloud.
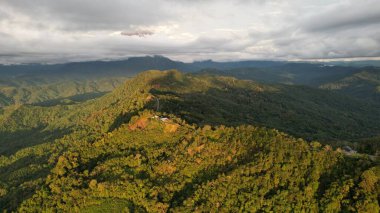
[303,1,380,32]
[1,0,173,31]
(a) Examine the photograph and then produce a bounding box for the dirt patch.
[146,94,154,101]
[164,123,179,133]
[129,117,149,130]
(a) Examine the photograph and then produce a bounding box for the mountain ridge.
[0,69,379,211]
[1,70,380,156]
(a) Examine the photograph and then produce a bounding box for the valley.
[0,66,379,212]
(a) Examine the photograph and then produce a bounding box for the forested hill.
[149,70,380,141]
[0,56,195,79]
[197,64,358,86]
[320,68,380,102]
[1,70,380,153]
[0,70,379,211]
[2,56,376,85]
[198,66,380,106]
[1,56,380,107]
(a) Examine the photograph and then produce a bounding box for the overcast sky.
[1,0,380,64]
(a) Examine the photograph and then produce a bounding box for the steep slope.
[0,94,12,108]
[0,70,379,211]
[320,68,380,102]
[0,72,153,155]
[200,65,380,103]
[326,60,380,67]
[0,72,166,210]
[192,59,285,69]
[1,70,380,155]
[148,71,380,141]
[16,118,380,212]
[198,64,357,86]
[0,77,128,107]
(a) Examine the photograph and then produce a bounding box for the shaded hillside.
[0,94,12,108]
[0,55,191,107]
[320,68,380,102]
[14,116,380,212]
[326,60,380,67]
[0,56,196,80]
[1,70,380,156]
[0,73,151,155]
[0,70,379,212]
[192,59,285,69]
[198,65,380,103]
[147,71,380,141]
[0,77,128,107]
[1,56,369,87]
[3,56,379,109]
[0,57,288,80]
[198,63,357,86]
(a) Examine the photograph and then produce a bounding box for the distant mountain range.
[0,55,286,78]
[1,55,379,107]
[2,55,378,79]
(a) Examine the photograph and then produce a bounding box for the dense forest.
[199,66,380,102]
[0,69,379,212]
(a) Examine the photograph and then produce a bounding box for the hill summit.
[0,70,379,212]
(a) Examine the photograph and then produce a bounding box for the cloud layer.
[0,0,380,63]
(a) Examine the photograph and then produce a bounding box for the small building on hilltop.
[160,117,170,122]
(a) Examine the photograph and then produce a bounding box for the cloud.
[0,0,173,31]
[120,30,154,37]
[0,0,379,63]
[302,0,380,32]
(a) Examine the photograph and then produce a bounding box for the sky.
[0,0,380,64]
